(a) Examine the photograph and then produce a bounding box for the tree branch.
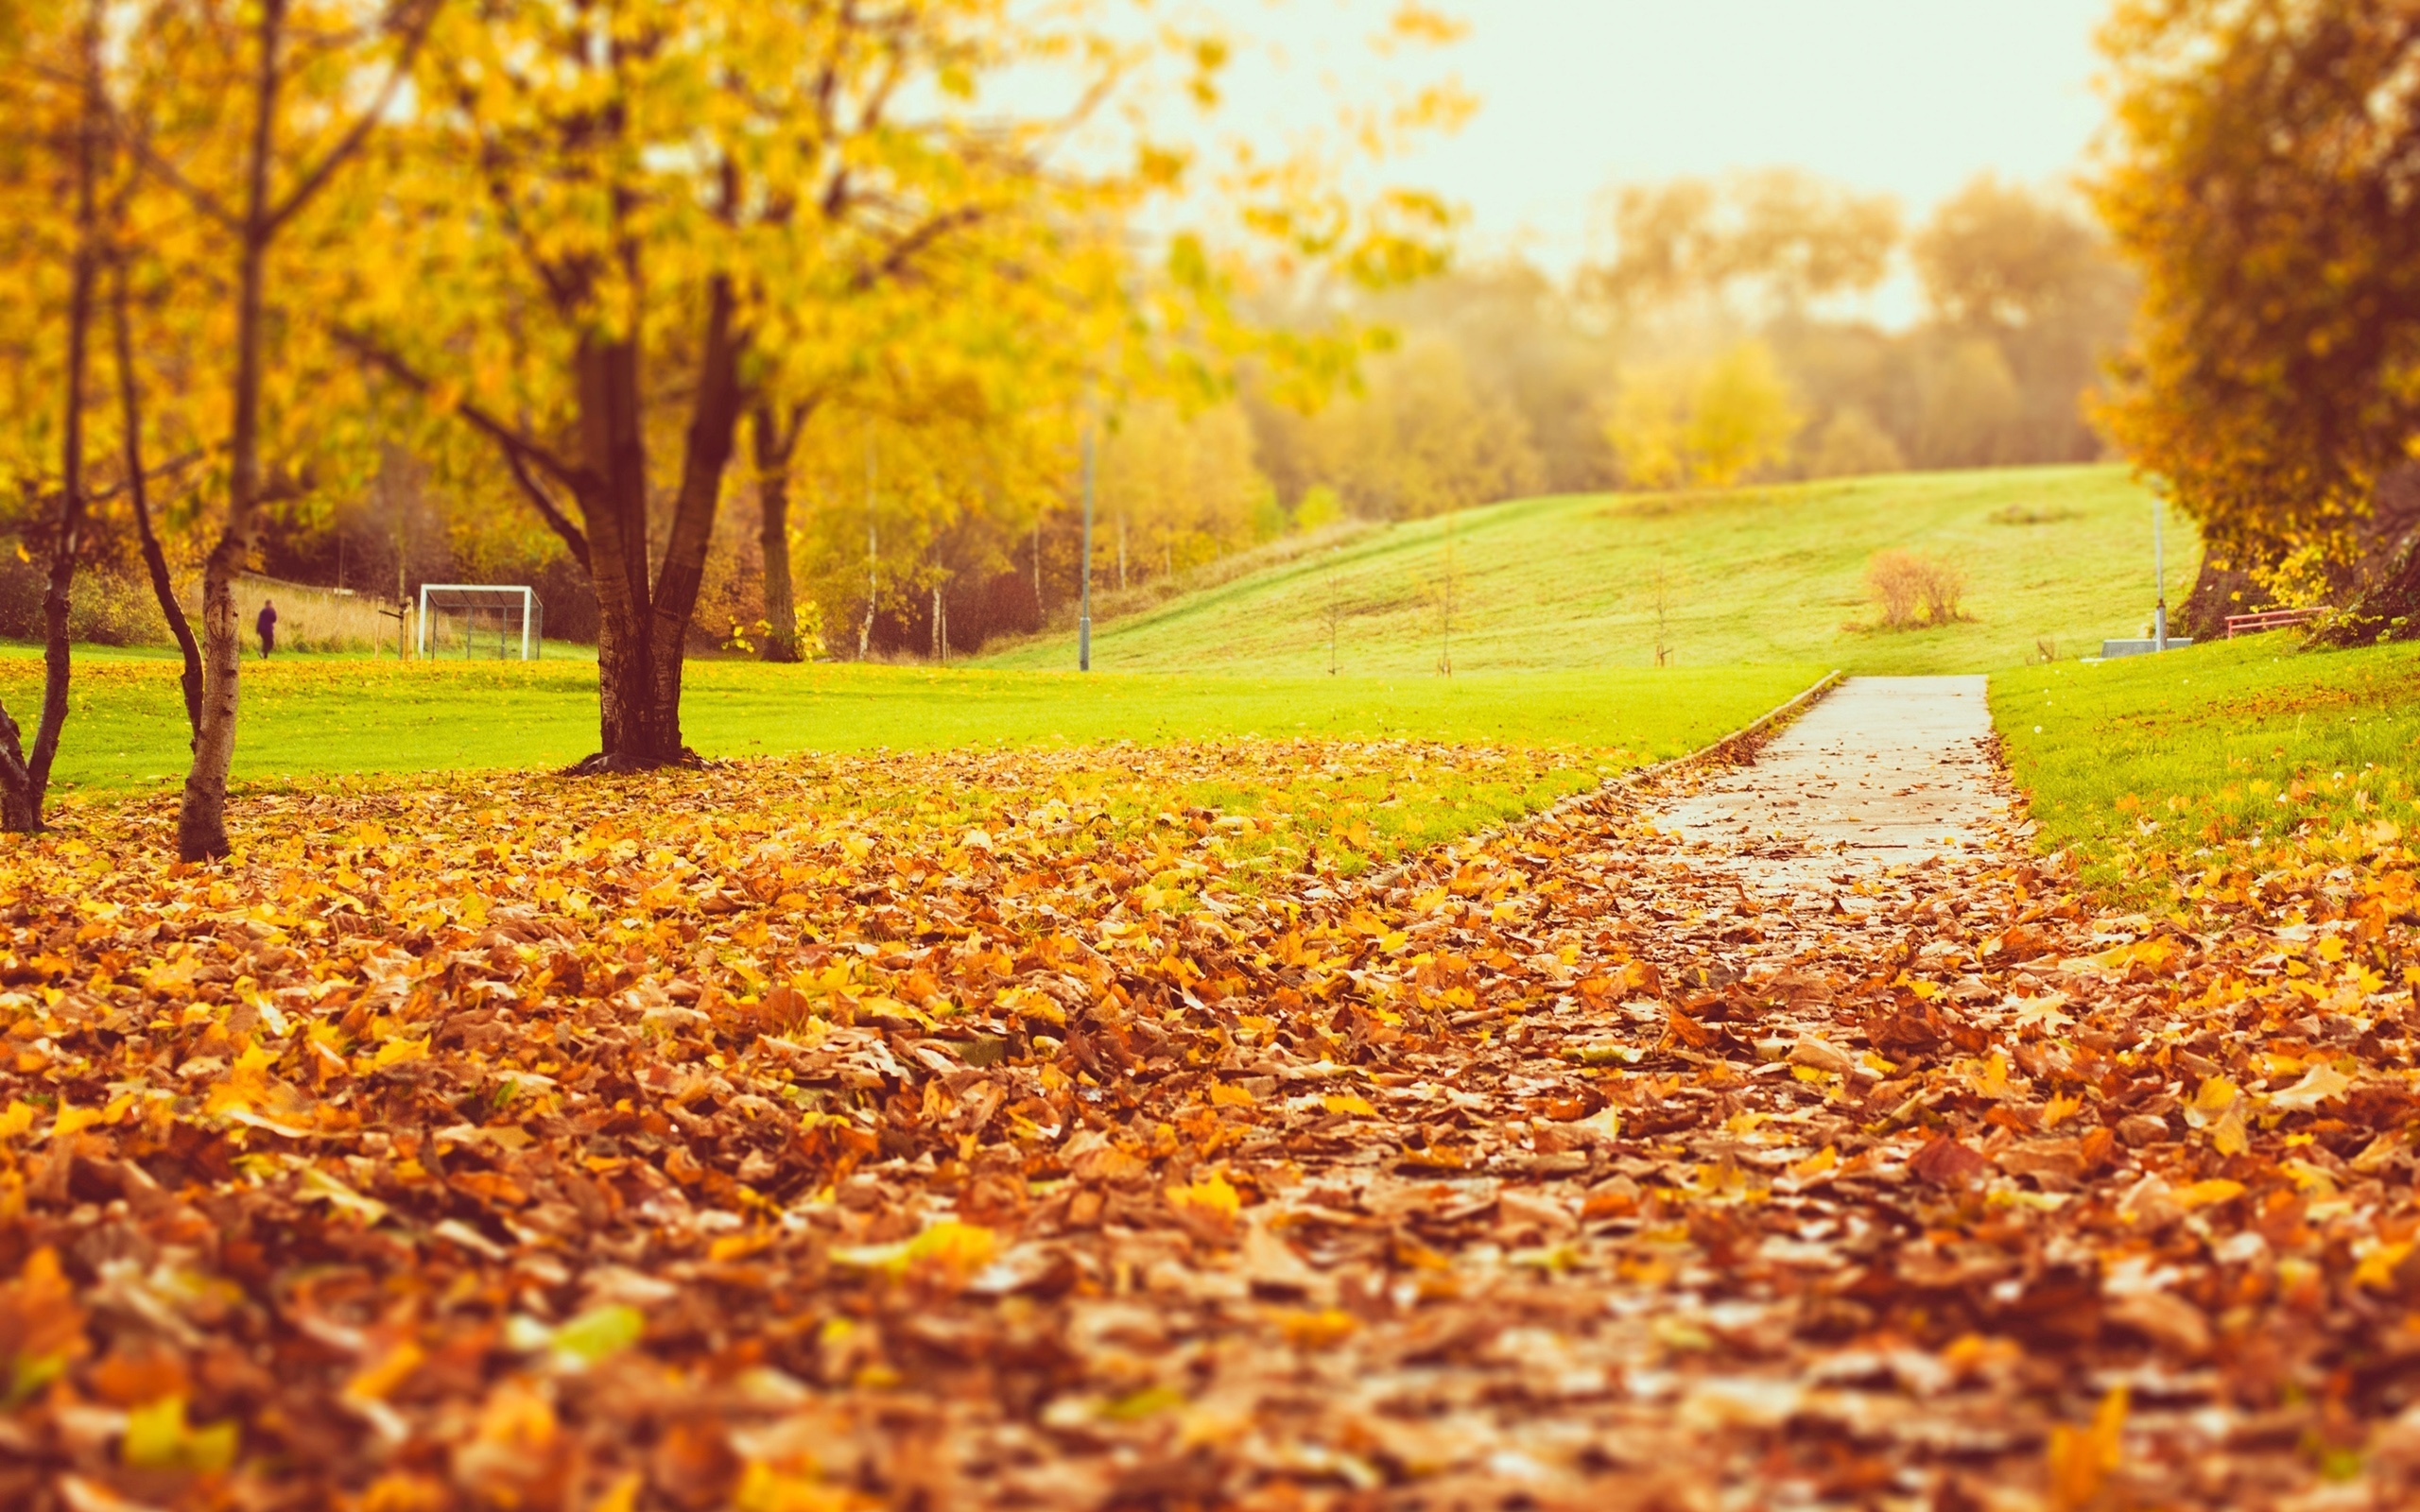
[853,204,986,290]
[114,119,243,233]
[268,0,442,232]
[20,449,204,513]
[329,323,589,494]
[502,446,590,570]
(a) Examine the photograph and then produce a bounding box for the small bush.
[1988,504,2083,525]
[72,572,174,647]
[1866,550,1966,629]
[1918,558,1966,625]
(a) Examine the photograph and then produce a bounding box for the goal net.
[417,584,545,661]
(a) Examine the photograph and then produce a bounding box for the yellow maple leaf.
[1971,1051,2012,1100]
[202,1043,281,1118]
[2185,1075,2237,1124]
[1272,1306,1357,1349]
[1322,1092,1378,1118]
[371,1036,429,1071]
[122,1396,238,1473]
[343,1342,425,1402]
[2046,1385,2128,1511]
[2354,1240,2416,1292]
[2174,1178,2244,1210]
[1167,1172,1241,1221]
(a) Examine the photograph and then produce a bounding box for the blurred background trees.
[1227,165,2132,545]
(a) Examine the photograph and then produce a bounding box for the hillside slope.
[982,464,2193,676]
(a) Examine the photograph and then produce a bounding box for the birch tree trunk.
[176,0,285,861]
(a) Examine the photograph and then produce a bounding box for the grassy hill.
[981,464,2194,677]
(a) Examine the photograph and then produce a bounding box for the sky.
[1218,0,2115,316]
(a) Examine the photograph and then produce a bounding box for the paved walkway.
[1651,675,2009,890]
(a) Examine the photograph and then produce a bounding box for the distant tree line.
[1247,170,2136,519]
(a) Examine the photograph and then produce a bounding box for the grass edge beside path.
[1992,635,2420,905]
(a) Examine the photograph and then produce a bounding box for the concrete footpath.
[1651,675,2010,889]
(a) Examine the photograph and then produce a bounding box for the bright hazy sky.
[1228,0,2114,289]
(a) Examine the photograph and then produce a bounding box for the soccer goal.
[417,584,545,661]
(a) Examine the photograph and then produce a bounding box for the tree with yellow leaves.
[344,1,1453,758]
[0,0,111,832]
[2094,0,2420,635]
[85,0,441,859]
[1607,341,1802,491]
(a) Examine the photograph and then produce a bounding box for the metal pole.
[520,589,531,662]
[417,584,428,659]
[2153,483,2169,652]
[1079,421,1095,673]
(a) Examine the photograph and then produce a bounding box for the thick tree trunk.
[180,529,251,858]
[752,404,802,663]
[177,0,283,862]
[562,282,744,773]
[2320,524,2420,645]
[113,270,202,737]
[643,278,743,747]
[571,334,674,768]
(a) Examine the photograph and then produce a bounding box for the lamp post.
[2151,474,2169,652]
[1079,421,1095,673]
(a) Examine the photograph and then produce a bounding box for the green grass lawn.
[984,463,2187,678]
[0,650,1823,801]
[1993,634,2420,900]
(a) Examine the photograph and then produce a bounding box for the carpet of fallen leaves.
[2,725,2419,1511]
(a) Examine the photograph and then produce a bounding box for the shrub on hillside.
[72,572,175,646]
[1867,550,1966,629]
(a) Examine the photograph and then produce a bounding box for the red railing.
[2225,607,2329,639]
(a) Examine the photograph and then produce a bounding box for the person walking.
[256,599,277,661]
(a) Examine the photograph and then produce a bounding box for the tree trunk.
[570,333,672,767]
[2320,523,2420,645]
[0,709,38,833]
[562,282,744,773]
[642,281,739,740]
[179,0,285,862]
[859,435,878,659]
[752,403,803,663]
[15,6,105,830]
[114,269,202,737]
